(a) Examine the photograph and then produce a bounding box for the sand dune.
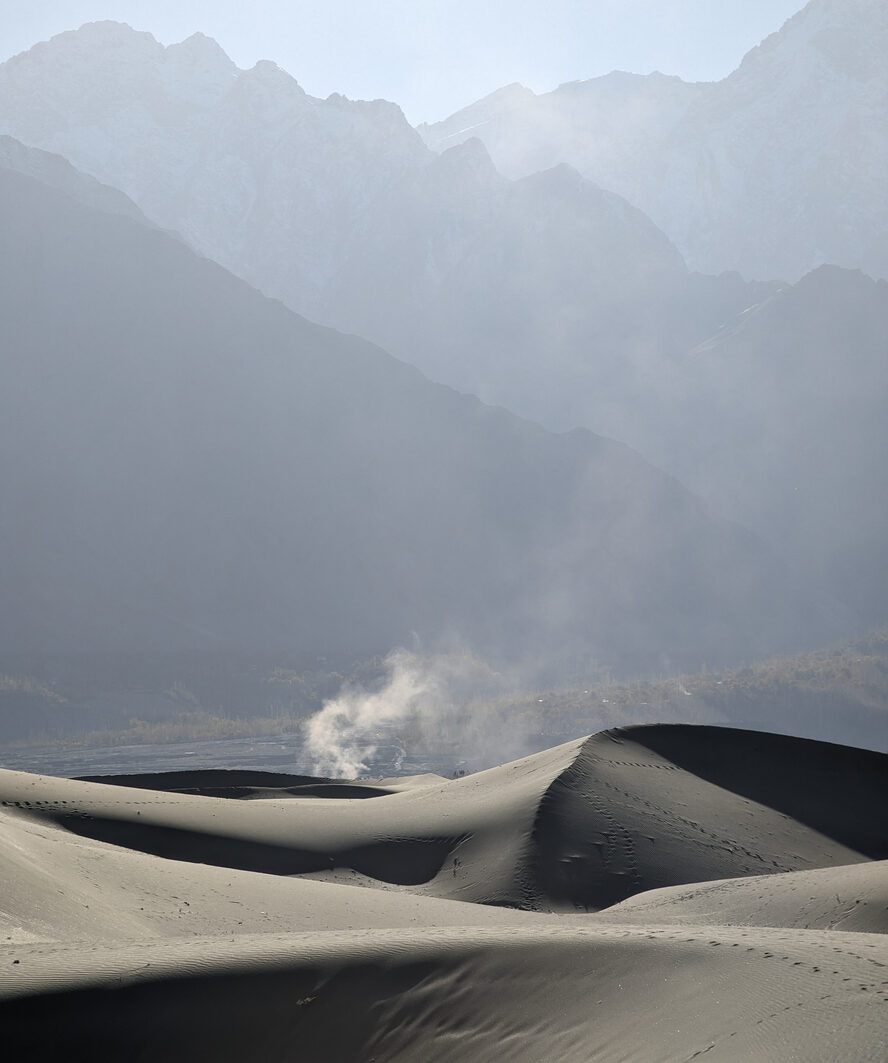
[1,724,885,1060]
[597,860,888,933]
[3,924,886,1061]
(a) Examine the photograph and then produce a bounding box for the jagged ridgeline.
[422,0,888,283]
[0,10,884,637]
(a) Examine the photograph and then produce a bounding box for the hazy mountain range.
[0,18,763,421]
[423,0,888,284]
[0,1,885,686]
[0,162,819,673]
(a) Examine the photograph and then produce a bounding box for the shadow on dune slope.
[51,812,466,886]
[529,725,885,910]
[77,769,398,801]
[618,724,887,856]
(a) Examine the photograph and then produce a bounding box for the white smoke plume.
[302,648,510,778]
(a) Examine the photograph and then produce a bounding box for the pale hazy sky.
[3,1,807,123]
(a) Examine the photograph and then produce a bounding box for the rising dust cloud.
[303,648,522,777]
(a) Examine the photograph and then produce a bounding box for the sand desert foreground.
[0,724,885,1061]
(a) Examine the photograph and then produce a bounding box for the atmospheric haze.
[0,1,886,759]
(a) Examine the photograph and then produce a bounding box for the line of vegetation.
[1,628,885,753]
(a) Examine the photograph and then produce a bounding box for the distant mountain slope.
[421,72,706,220]
[659,265,888,625]
[423,0,888,283]
[0,21,765,420]
[0,135,153,225]
[1,20,884,647]
[0,20,435,307]
[0,166,823,672]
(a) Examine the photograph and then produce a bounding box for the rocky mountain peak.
[166,31,237,76]
[733,0,887,83]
